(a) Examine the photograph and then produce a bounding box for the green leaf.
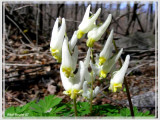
[30,102,43,113]
[77,102,90,116]
[54,105,66,113]
[143,110,150,116]
[5,95,154,117]
[120,108,131,116]
[16,101,35,113]
[30,95,62,114]
[5,95,67,117]
[5,106,15,117]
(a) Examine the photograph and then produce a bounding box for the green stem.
[90,48,94,115]
[73,97,78,116]
[90,71,93,115]
[90,48,94,63]
[113,40,134,117]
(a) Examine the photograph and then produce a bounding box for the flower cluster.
[50,5,130,100]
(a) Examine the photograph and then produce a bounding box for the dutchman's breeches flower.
[100,48,123,79]
[69,31,78,51]
[60,38,91,99]
[83,49,97,84]
[50,18,66,62]
[90,48,123,79]
[89,29,123,79]
[61,61,86,99]
[82,81,100,99]
[99,29,114,66]
[61,38,78,78]
[109,55,130,92]
[87,14,112,47]
[77,5,101,39]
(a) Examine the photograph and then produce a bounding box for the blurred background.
[3,1,157,116]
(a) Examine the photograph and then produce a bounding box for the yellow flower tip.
[77,30,85,39]
[113,87,117,92]
[62,66,73,78]
[63,90,71,95]
[110,83,122,92]
[100,70,107,78]
[64,89,82,99]
[55,56,61,63]
[50,47,59,54]
[50,47,61,62]
[99,56,106,66]
[78,90,83,94]
[86,38,95,47]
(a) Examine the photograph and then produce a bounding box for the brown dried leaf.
[47,85,56,94]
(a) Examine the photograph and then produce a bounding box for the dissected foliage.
[5,95,154,117]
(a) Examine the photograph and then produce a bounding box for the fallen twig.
[6,92,25,105]
[126,62,152,76]
[5,63,42,66]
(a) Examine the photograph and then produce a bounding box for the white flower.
[99,48,123,79]
[89,30,123,79]
[61,38,78,78]
[84,70,96,84]
[50,18,66,62]
[82,81,100,99]
[61,39,92,99]
[99,29,114,66]
[82,49,100,100]
[83,48,96,84]
[69,31,78,51]
[84,48,91,68]
[61,61,86,99]
[77,5,101,39]
[87,14,112,47]
[90,49,123,79]
[109,55,130,92]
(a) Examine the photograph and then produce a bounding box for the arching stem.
[113,40,134,117]
[90,48,94,115]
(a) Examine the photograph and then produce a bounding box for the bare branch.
[6,15,34,46]
[13,5,33,11]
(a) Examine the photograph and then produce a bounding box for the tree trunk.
[39,4,43,35]
[109,3,112,14]
[149,3,153,31]
[127,2,130,22]
[115,3,120,32]
[75,3,78,30]
[95,2,98,13]
[125,3,138,35]
[100,3,103,20]
[48,4,52,27]
[81,2,85,19]
[61,3,65,18]
[145,4,150,32]
[56,4,64,17]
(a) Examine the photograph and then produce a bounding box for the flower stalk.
[112,40,134,117]
[89,48,94,115]
[90,71,94,115]
[73,97,78,116]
